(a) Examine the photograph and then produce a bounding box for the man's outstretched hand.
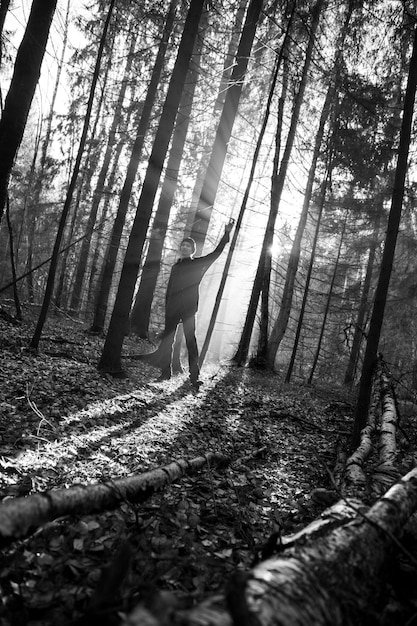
[225,218,235,234]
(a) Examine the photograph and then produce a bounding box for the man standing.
[154,219,234,388]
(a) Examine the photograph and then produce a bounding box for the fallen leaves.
[0,314,355,625]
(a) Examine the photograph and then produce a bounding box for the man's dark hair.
[181,237,196,254]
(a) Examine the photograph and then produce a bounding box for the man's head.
[180,237,196,258]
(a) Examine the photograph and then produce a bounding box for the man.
[154,219,234,388]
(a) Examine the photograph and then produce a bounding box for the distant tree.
[233,0,325,367]
[263,0,354,365]
[69,36,136,313]
[30,0,116,350]
[0,0,57,224]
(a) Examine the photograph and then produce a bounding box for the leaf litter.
[0,313,356,625]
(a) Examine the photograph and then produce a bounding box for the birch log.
[0,452,229,546]
[159,468,417,626]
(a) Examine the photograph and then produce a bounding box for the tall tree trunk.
[199,4,296,367]
[70,36,135,312]
[129,15,206,337]
[5,198,22,320]
[233,0,325,366]
[307,214,347,384]
[184,0,248,235]
[344,214,380,387]
[90,0,176,334]
[0,0,57,223]
[30,0,116,350]
[55,58,112,311]
[264,1,353,361]
[86,140,124,312]
[285,167,332,382]
[189,0,264,253]
[99,0,206,374]
[352,25,417,449]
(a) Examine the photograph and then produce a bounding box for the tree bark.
[0,0,57,223]
[99,0,205,374]
[352,24,417,449]
[0,452,228,547]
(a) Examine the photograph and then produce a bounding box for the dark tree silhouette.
[352,25,417,448]
[0,0,57,223]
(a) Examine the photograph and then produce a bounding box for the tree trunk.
[344,218,379,386]
[0,0,57,223]
[69,37,135,312]
[86,139,125,312]
[189,0,264,254]
[184,0,248,236]
[264,3,353,361]
[352,25,417,449]
[98,0,206,374]
[129,15,205,337]
[233,0,324,367]
[29,0,116,349]
[307,214,347,384]
[284,167,331,381]
[0,453,228,547]
[199,4,296,367]
[90,0,176,334]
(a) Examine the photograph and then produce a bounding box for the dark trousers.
[159,310,200,382]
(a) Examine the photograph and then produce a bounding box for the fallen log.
[127,468,417,626]
[0,452,229,547]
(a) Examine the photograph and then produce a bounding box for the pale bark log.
[155,469,417,626]
[0,453,228,546]
[372,371,401,495]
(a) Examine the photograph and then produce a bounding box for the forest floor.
[0,304,415,626]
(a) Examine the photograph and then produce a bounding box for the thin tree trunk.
[5,198,22,320]
[129,16,205,337]
[189,0,264,254]
[264,2,353,360]
[90,1,176,333]
[29,0,116,350]
[199,5,296,367]
[86,140,124,311]
[285,168,331,382]
[307,214,347,384]
[0,0,57,223]
[352,25,417,449]
[99,0,206,374]
[184,0,249,235]
[344,217,379,386]
[70,36,135,312]
[233,0,325,366]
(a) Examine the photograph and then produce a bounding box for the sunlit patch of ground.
[0,313,356,625]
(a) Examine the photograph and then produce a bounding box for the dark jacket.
[165,232,230,315]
